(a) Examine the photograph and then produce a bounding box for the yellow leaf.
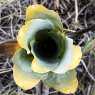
[31,59,50,73]
[26,4,63,31]
[69,45,82,70]
[13,64,40,90]
[17,21,32,53]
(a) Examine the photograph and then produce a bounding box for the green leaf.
[12,48,48,79]
[43,70,78,94]
[12,48,33,72]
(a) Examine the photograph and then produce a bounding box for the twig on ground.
[74,0,78,24]
[81,60,95,82]
[87,84,91,95]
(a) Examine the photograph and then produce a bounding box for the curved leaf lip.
[31,58,50,74]
[17,19,54,54]
[53,37,73,74]
[27,19,54,38]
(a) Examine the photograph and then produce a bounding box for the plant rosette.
[12,4,82,94]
